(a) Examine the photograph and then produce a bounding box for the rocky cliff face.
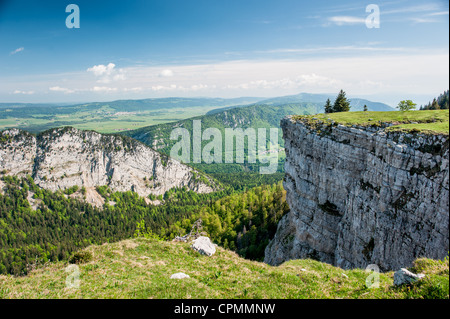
[264,116,449,271]
[0,127,215,200]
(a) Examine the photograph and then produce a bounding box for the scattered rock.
[192,236,216,256]
[173,235,189,242]
[170,272,190,279]
[394,268,425,286]
[173,219,206,243]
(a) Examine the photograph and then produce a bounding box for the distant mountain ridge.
[124,93,393,160]
[1,93,393,134]
[0,92,394,112]
[247,92,393,111]
[206,93,393,115]
[0,96,264,110]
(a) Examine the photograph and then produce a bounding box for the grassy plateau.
[293,110,449,135]
[0,238,448,299]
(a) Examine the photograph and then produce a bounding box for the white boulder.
[170,272,190,279]
[394,268,425,286]
[191,236,216,256]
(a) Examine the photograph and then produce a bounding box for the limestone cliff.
[0,127,215,200]
[264,116,449,271]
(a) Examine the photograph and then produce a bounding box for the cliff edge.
[264,114,449,271]
[0,127,215,200]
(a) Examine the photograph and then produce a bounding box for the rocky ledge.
[264,116,449,271]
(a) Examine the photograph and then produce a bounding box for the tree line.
[0,174,288,275]
[420,90,449,110]
[324,89,351,113]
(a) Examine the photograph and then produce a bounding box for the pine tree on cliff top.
[333,89,351,112]
[324,98,332,113]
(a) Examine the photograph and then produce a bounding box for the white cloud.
[150,83,212,92]
[327,16,366,25]
[189,84,210,91]
[123,87,143,92]
[427,11,449,16]
[10,47,24,55]
[151,84,178,91]
[159,69,174,77]
[235,45,407,56]
[90,86,117,93]
[49,86,75,94]
[91,53,448,99]
[224,74,341,91]
[13,89,34,94]
[382,4,442,15]
[87,63,115,76]
[87,63,125,83]
[2,51,448,105]
[409,17,438,24]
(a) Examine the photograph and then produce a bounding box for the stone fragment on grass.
[170,272,190,279]
[192,236,216,256]
[393,268,425,286]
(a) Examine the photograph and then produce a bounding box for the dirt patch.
[120,240,139,250]
[27,192,43,210]
[83,187,105,208]
[113,250,124,256]
[144,197,162,206]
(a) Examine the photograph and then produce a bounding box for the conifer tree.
[430,98,440,110]
[324,98,332,113]
[333,89,351,112]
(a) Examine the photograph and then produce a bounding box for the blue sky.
[0,0,448,106]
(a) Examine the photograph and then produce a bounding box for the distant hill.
[123,102,319,173]
[102,97,265,112]
[0,97,263,112]
[206,93,394,116]
[0,93,393,134]
[259,92,394,112]
[124,93,394,174]
[0,97,265,133]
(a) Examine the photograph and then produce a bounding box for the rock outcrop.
[192,236,216,256]
[394,268,425,286]
[264,116,449,271]
[0,127,216,199]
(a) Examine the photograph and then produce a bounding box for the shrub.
[69,251,93,264]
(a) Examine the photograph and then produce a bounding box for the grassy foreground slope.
[294,110,449,134]
[0,238,448,299]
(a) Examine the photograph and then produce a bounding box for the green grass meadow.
[295,110,449,134]
[0,238,448,299]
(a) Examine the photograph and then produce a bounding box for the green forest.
[123,102,316,173]
[0,173,288,276]
[420,90,449,110]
